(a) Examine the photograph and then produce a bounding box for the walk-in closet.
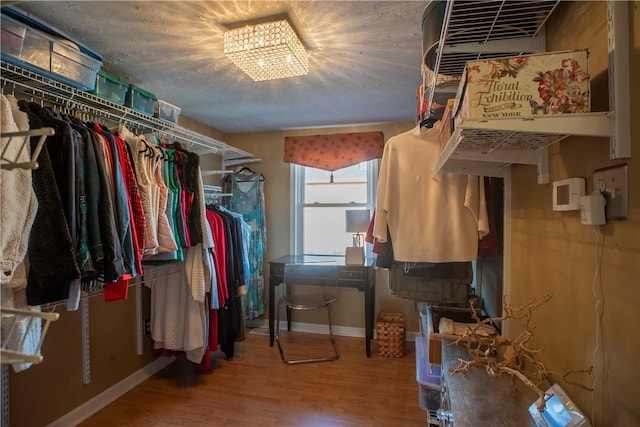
[1,2,638,427]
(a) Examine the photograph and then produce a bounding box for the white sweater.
[1,95,38,286]
[373,125,488,263]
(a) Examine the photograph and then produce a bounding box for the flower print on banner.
[467,56,529,85]
[533,57,589,114]
[283,131,384,172]
[462,50,590,121]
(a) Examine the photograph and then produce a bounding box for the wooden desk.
[268,255,376,357]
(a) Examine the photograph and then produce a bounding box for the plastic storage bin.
[125,84,157,116]
[418,302,497,365]
[90,70,128,105]
[0,11,102,90]
[155,99,181,124]
[0,13,26,58]
[415,336,442,411]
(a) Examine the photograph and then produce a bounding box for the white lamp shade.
[345,210,371,233]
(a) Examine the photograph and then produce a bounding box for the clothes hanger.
[232,165,265,182]
[139,136,155,157]
[419,115,438,129]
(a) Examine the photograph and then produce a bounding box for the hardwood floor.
[78,330,429,426]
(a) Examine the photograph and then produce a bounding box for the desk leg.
[365,277,375,357]
[269,282,276,347]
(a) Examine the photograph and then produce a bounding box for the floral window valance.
[283,131,384,172]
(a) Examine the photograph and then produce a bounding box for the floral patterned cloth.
[224,170,266,320]
[283,131,384,171]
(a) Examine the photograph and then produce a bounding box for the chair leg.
[327,304,339,358]
[275,303,339,365]
[275,301,290,363]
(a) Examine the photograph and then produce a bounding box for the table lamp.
[345,209,370,265]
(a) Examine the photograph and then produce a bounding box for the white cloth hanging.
[145,247,207,364]
[373,125,489,263]
[1,94,38,285]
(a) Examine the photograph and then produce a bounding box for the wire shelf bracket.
[1,307,59,365]
[1,127,55,170]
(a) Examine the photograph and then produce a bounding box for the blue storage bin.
[125,85,157,116]
[0,9,102,90]
[0,13,26,58]
[90,70,128,105]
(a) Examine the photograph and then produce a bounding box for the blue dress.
[225,170,266,319]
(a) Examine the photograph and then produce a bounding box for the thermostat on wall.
[552,177,585,211]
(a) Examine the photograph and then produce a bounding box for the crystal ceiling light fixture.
[223,19,309,82]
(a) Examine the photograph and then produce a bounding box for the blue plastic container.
[0,8,102,90]
[125,84,157,116]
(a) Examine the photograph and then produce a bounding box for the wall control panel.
[552,177,585,211]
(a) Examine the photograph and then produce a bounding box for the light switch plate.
[593,164,628,220]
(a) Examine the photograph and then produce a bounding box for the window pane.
[303,206,353,255]
[306,182,367,204]
[305,163,368,204]
[305,163,367,183]
[296,160,375,257]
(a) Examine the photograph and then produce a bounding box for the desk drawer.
[338,268,366,282]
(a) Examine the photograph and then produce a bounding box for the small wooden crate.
[376,312,405,357]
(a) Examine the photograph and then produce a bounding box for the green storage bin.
[125,84,157,116]
[90,70,128,105]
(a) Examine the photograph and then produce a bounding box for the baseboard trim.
[47,356,175,427]
[246,319,420,341]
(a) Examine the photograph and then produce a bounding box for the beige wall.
[8,286,157,426]
[226,122,422,330]
[507,2,639,427]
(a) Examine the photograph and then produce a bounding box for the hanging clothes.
[120,127,160,257]
[17,101,80,305]
[210,205,245,348]
[1,95,38,286]
[373,125,489,263]
[223,168,266,320]
[86,124,125,283]
[1,95,45,372]
[144,258,207,365]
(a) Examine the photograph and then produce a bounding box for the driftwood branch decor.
[448,294,593,410]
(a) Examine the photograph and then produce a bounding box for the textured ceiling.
[12,1,428,134]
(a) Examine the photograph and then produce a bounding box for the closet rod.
[201,169,233,176]
[38,279,144,312]
[223,157,262,168]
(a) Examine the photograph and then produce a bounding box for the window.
[291,160,378,256]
